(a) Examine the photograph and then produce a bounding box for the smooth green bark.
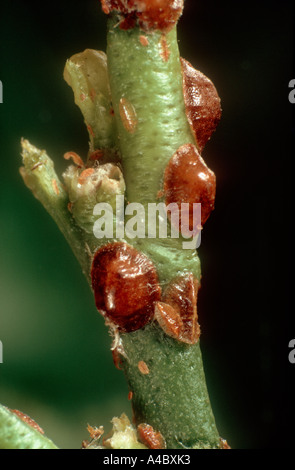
[107,20,195,204]
[106,17,201,289]
[106,16,220,448]
[121,324,220,449]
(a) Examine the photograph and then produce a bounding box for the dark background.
[0,0,293,449]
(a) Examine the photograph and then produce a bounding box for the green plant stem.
[0,405,58,449]
[105,15,220,448]
[106,16,201,287]
[121,324,220,449]
[107,20,195,205]
[20,139,97,282]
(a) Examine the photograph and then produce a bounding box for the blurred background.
[0,0,293,449]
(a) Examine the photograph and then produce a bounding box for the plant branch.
[10,1,228,450]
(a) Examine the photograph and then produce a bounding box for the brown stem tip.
[100,0,184,32]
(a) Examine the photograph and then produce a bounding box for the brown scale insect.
[139,35,149,46]
[51,178,59,195]
[88,149,104,162]
[111,346,124,370]
[159,34,170,62]
[181,57,222,152]
[137,423,166,449]
[91,242,161,332]
[138,360,150,375]
[78,168,95,185]
[119,97,138,134]
[10,409,44,435]
[154,272,200,345]
[87,123,95,137]
[99,0,184,32]
[163,143,216,231]
[89,88,96,103]
[154,301,182,339]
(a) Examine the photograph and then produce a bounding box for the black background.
[0,0,293,449]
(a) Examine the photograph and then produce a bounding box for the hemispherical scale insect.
[154,272,201,345]
[91,241,161,332]
[180,57,222,152]
[91,243,202,345]
[163,143,216,234]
